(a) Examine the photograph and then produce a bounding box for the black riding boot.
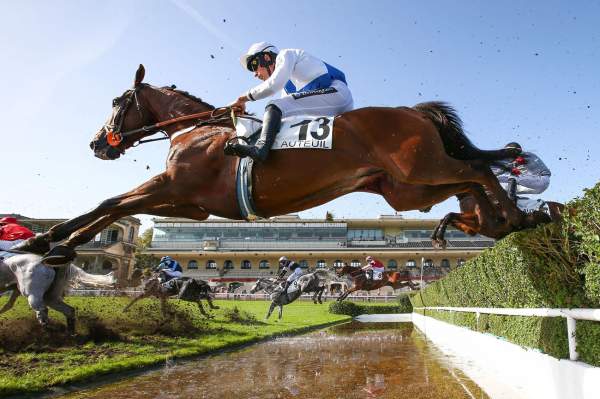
[225,104,282,162]
[507,177,518,204]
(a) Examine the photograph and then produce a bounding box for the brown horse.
[335,264,416,301]
[28,64,525,264]
[430,184,565,248]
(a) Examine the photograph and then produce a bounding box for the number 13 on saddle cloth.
[235,115,334,150]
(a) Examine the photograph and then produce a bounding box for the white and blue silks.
[246,49,353,117]
[491,152,551,195]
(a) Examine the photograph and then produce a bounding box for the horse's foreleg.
[46,174,174,242]
[278,304,283,320]
[338,287,357,302]
[196,300,211,318]
[123,293,146,312]
[0,288,19,314]
[47,299,76,335]
[266,302,276,320]
[206,295,219,309]
[317,287,325,304]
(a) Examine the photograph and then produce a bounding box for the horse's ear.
[134,64,145,87]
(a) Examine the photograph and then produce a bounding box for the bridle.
[103,84,235,148]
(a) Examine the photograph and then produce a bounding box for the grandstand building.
[144,214,494,292]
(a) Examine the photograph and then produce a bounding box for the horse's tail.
[68,264,116,288]
[413,101,520,161]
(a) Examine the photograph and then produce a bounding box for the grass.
[0,296,349,396]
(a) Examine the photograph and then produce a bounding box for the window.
[333,260,344,267]
[316,260,327,269]
[106,229,119,243]
[241,260,251,269]
[387,259,398,269]
[259,260,270,269]
[441,259,450,268]
[350,259,361,267]
[128,228,135,242]
[205,260,216,269]
[406,259,417,268]
[188,260,199,269]
[347,229,383,241]
[224,260,234,269]
[102,260,113,270]
[457,258,466,267]
[424,259,434,268]
[299,260,309,269]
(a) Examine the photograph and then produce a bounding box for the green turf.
[0,296,349,396]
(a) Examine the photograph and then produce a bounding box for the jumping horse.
[334,263,416,301]
[123,272,219,318]
[22,64,534,264]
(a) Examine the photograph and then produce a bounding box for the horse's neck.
[147,87,215,135]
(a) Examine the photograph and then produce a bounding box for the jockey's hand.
[230,95,249,114]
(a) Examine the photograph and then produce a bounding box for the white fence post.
[567,316,578,361]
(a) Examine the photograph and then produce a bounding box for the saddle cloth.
[366,271,384,281]
[235,115,334,150]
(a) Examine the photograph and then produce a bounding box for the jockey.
[490,142,551,212]
[0,217,35,252]
[361,256,385,281]
[156,255,183,281]
[278,256,303,294]
[224,41,354,162]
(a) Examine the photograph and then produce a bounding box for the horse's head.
[90,64,156,160]
[335,263,351,277]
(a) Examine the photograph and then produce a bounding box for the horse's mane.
[160,85,215,110]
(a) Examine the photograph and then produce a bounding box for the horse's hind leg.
[278,304,283,320]
[196,300,211,318]
[47,298,76,334]
[0,289,19,314]
[27,294,49,329]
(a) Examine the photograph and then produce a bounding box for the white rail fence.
[415,306,600,361]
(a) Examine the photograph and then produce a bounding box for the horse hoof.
[42,246,76,266]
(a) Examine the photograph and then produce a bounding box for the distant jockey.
[278,256,304,294]
[225,42,354,162]
[490,142,551,213]
[362,256,385,281]
[156,255,183,281]
[0,217,35,252]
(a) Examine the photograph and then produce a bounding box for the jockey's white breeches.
[500,175,550,195]
[163,269,183,279]
[269,80,353,118]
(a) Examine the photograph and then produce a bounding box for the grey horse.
[250,270,329,320]
[0,253,115,334]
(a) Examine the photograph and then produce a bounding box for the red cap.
[0,217,18,225]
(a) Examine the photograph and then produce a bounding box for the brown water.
[58,322,489,399]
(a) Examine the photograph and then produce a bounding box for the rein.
[107,107,234,147]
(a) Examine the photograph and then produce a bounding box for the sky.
[1,0,598,233]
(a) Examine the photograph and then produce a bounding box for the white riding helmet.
[239,41,279,70]
[278,256,288,264]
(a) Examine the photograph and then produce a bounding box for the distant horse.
[123,273,218,318]
[0,254,115,334]
[335,264,415,301]
[28,64,525,265]
[261,270,329,320]
[251,270,328,304]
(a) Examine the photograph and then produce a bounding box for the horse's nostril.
[89,141,96,150]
